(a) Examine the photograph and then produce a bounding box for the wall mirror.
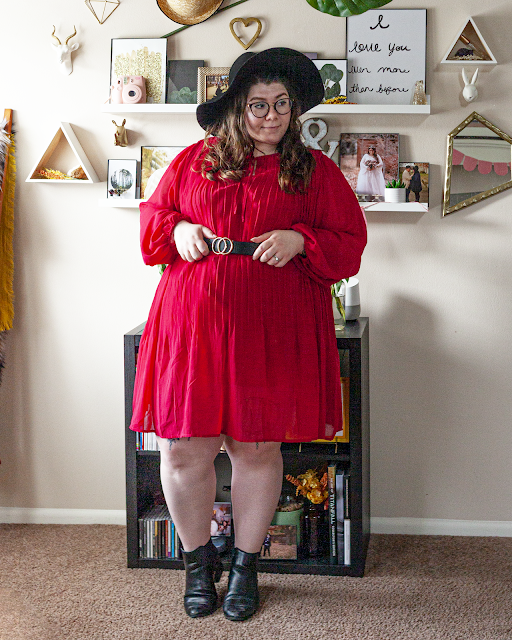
[443,111,512,216]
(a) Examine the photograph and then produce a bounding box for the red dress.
[130,140,366,442]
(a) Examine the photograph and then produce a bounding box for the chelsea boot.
[223,547,260,621]
[181,539,223,618]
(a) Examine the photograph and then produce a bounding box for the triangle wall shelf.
[26,122,99,183]
[441,17,497,65]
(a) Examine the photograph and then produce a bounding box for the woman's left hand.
[250,230,305,267]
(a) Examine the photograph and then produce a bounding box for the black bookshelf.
[124,318,370,577]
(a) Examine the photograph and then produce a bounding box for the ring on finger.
[274,256,280,262]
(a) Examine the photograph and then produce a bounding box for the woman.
[356,145,386,198]
[410,165,423,202]
[130,48,366,621]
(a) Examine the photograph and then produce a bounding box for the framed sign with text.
[346,9,427,105]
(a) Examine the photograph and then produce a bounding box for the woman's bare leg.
[156,435,224,552]
[224,438,283,553]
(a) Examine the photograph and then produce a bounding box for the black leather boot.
[181,539,223,618]
[223,547,260,621]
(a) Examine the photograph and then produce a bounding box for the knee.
[226,440,282,468]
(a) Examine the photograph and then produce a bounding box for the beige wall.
[1,0,511,525]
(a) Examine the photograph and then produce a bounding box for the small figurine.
[462,68,479,103]
[412,80,427,106]
[112,119,128,147]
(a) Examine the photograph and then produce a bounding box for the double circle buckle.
[211,237,234,255]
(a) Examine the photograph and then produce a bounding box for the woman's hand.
[173,220,216,262]
[250,230,305,267]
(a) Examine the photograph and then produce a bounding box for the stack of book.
[327,464,351,565]
[135,432,159,451]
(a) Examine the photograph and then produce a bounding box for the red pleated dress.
[130,140,367,443]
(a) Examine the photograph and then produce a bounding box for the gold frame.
[197,66,230,104]
[443,111,512,216]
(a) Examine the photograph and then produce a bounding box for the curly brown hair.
[200,74,316,194]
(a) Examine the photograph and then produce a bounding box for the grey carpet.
[1,524,511,639]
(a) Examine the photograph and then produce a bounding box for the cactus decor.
[385,179,406,188]
[306,0,393,17]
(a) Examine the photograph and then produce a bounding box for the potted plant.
[384,179,406,203]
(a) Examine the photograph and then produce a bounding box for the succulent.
[385,179,406,188]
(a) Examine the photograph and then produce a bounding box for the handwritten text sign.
[346,9,426,105]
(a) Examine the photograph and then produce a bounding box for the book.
[335,469,345,565]
[343,472,351,565]
[327,464,337,564]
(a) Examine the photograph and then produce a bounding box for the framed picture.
[400,162,429,205]
[166,60,204,104]
[198,67,230,103]
[339,133,399,201]
[211,502,232,537]
[313,60,348,103]
[259,525,298,561]
[107,159,137,199]
[111,38,167,104]
[140,146,186,199]
[346,9,427,105]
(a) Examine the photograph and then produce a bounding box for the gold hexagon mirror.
[443,111,512,216]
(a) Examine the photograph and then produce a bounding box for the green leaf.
[169,87,197,104]
[306,0,393,18]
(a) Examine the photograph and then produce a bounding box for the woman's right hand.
[173,220,217,262]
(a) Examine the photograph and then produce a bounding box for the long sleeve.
[292,151,367,287]
[139,142,203,266]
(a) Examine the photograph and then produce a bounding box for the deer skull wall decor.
[51,26,80,75]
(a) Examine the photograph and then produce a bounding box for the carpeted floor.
[1,524,511,639]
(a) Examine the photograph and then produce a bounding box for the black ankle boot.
[223,548,260,621]
[181,539,223,618]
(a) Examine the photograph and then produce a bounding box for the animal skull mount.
[51,26,79,76]
[112,119,128,147]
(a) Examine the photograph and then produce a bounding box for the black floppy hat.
[196,47,324,130]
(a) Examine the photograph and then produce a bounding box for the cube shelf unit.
[124,317,370,577]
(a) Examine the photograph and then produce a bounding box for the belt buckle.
[212,237,234,255]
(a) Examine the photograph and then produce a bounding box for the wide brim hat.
[156,0,223,25]
[196,47,325,130]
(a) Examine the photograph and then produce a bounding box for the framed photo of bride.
[339,133,399,202]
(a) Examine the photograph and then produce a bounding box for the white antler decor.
[51,26,80,76]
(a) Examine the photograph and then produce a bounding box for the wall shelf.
[361,202,428,212]
[101,101,431,116]
[441,17,497,65]
[99,198,142,208]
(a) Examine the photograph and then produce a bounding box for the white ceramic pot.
[384,187,406,203]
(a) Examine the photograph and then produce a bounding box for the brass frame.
[443,111,512,216]
[197,67,231,103]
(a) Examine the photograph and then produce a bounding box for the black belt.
[205,237,259,256]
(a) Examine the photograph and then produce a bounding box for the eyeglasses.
[247,98,293,118]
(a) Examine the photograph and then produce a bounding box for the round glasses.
[247,98,293,118]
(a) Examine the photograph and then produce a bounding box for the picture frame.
[166,60,204,104]
[339,133,399,201]
[259,525,298,561]
[140,146,186,199]
[107,159,137,199]
[346,9,427,105]
[399,162,429,205]
[313,60,348,103]
[197,66,230,104]
[110,38,167,104]
[211,502,232,537]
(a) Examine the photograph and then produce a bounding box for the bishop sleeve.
[139,142,202,266]
[291,151,367,287]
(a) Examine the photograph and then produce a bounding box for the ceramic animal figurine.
[112,119,128,147]
[51,26,79,76]
[462,68,479,103]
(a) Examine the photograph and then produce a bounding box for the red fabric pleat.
[130,140,367,443]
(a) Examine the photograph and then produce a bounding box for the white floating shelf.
[99,198,142,208]
[361,202,428,212]
[101,101,431,116]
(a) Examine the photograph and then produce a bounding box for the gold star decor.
[85,0,120,24]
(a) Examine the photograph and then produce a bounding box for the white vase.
[384,187,406,203]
